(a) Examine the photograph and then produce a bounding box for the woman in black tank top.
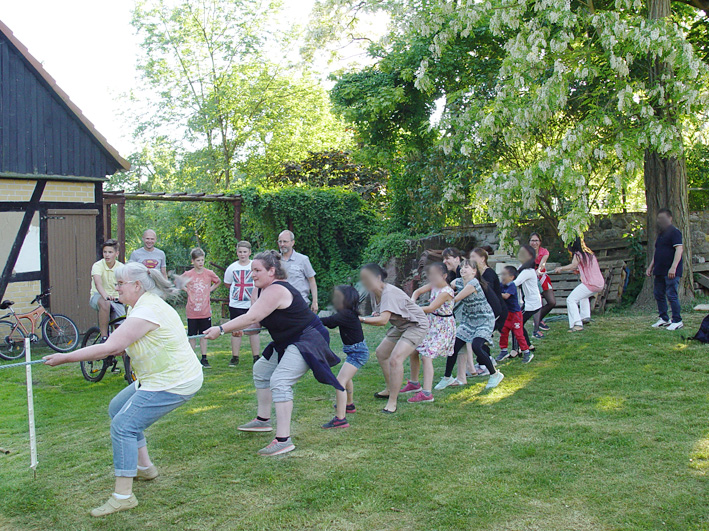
[205,251,342,457]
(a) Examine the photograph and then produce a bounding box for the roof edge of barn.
[0,19,130,174]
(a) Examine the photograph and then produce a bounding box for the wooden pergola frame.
[102,191,243,262]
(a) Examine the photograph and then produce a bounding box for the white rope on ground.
[25,338,38,475]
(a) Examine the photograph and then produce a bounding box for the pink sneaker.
[400,381,422,394]
[407,391,434,403]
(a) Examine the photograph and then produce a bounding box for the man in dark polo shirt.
[646,209,684,330]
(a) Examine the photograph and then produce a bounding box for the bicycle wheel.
[0,320,27,360]
[42,313,79,352]
[80,327,109,383]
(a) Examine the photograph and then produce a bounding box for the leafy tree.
[266,150,388,207]
[129,0,351,189]
[410,0,709,296]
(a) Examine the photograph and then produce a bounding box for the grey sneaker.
[496,350,510,362]
[522,351,534,364]
[257,438,295,457]
[237,418,273,432]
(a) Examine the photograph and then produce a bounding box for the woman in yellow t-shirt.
[44,262,202,518]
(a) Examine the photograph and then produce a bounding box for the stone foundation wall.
[386,210,709,289]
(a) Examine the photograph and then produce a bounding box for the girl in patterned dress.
[408,263,456,403]
[436,259,505,390]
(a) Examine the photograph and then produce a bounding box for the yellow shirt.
[126,292,203,394]
[90,259,123,298]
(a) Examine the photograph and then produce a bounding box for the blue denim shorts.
[343,341,370,369]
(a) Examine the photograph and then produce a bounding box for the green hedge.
[203,186,377,306]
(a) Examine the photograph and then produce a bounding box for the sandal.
[373,391,390,399]
[448,379,466,387]
[568,326,584,333]
[381,408,396,414]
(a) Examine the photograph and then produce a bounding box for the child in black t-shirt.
[320,285,369,429]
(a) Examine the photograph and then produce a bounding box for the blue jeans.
[654,275,682,323]
[109,383,194,477]
[343,341,370,369]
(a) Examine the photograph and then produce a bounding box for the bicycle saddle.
[0,300,15,309]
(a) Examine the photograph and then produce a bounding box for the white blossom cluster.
[413,0,709,246]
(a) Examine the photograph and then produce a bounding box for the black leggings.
[533,290,556,333]
[444,337,496,378]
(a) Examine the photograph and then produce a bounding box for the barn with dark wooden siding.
[0,20,129,332]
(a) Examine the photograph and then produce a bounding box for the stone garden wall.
[385,210,709,289]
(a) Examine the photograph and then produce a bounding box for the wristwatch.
[219,325,225,335]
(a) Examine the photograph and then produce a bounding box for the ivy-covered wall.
[203,186,377,306]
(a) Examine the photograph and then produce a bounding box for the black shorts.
[187,317,212,337]
[229,307,248,319]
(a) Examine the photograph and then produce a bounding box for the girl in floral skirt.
[409,263,456,403]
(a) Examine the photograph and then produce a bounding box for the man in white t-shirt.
[223,241,260,367]
[129,229,167,277]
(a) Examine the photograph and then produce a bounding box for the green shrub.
[203,186,377,306]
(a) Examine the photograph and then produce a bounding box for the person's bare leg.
[114,476,134,496]
[409,351,421,386]
[346,379,354,404]
[98,299,111,337]
[189,338,197,352]
[376,340,396,396]
[385,341,416,412]
[256,388,272,419]
[456,352,468,384]
[199,338,208,357]
[274,400,293,438]
[231,335,242,358]
[137,446,152,468]
[249,334,260,359]
[466,343,474,375]
[335,363,359,418]
[422,357,434,392]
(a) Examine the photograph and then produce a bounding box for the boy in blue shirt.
[497,266,532,361]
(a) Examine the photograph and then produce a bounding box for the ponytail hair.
[568,237,594,266]
[518,244,537,272]
[253,250,288,279]
[471,247,490,267]
[116,262,180,300]
[361,262,388,280]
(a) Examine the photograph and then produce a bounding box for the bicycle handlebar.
[31,289,51,305]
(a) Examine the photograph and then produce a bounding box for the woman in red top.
[529,233,556,337]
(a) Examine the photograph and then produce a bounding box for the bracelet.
[219,325,225,335]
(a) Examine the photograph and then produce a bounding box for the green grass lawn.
[2,309,709,530]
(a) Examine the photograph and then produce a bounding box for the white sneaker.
[485,371,505,389]
[652,319,670,328]
[434,376,456,390]
[666,321,684,331]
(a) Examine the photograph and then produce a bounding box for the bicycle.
[80,312,136,384]
[0,290,80,360]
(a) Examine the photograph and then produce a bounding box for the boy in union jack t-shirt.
[223,241,260,367]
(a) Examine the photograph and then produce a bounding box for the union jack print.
[231,269,253,302]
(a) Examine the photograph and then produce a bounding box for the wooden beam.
[103,192,241,203]
[116,199,126,263]
[103,202,111,241]
[233,198,242,241]
[696,273,709,290]
[0,181,46,300]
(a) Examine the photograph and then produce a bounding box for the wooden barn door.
[46,209,98,332]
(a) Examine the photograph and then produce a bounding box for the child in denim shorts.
[320,285,369,429]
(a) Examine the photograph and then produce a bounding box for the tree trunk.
[636,0,694,304]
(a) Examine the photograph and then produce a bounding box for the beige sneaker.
[90,494,138,517]
[136,465,159,481]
